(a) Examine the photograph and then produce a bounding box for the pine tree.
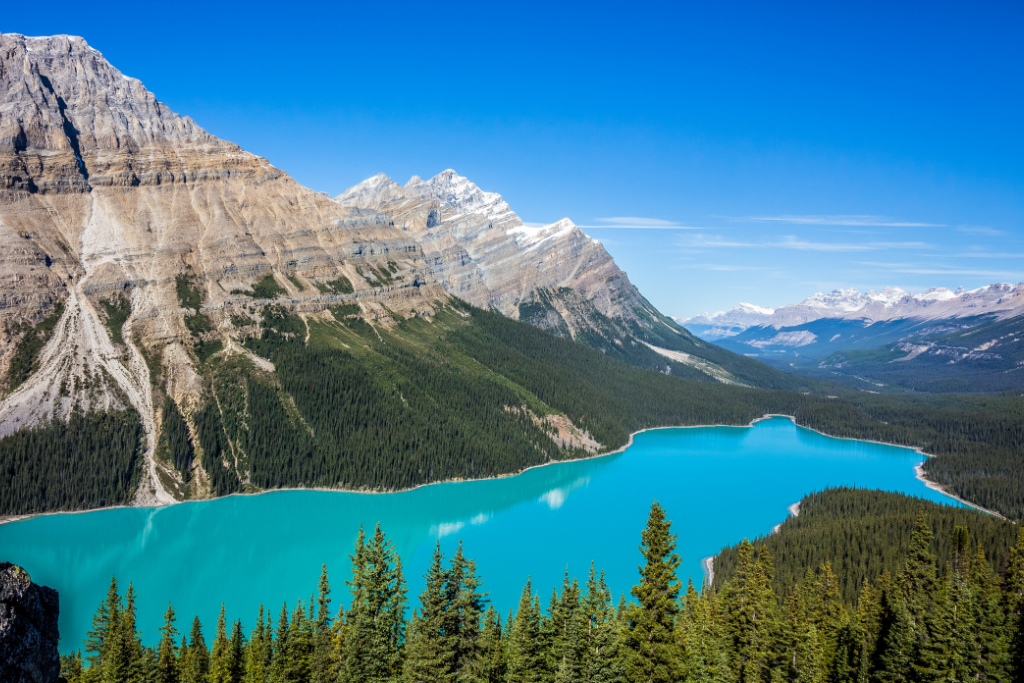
[623,502,682,683]
[104,582,143,683]
[403,543,453,683]
[479,606,506,683]
[61,650,85,683]
[871,586,914,683]
[1008,529,1024,682]
[245,606,271,683]
[286,600,312,682]
[272,604,291,683]
[209,604,231,683]
[506,580,543,683]
[83,576,120,682]
[181,617,209,683]
[722,540,777,683]
[157,602,180,683]
[581,566,624,683]
[451,542,488,682]
[228,620,246,683]
[311,565,338,683]
[341,523,407,683]
[550,571,583,683]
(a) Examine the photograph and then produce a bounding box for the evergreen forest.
[58,494,1024,683]
[2,300,1023,519]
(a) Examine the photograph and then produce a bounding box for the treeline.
[59,502,1024,683]
[191,302,1024,519]
[0,408,142,515]
[792,392,1024,519]
[713,487,1020,603]
[3,298,1023,519]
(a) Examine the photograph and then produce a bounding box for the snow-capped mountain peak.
[403,170,516,223]
[680,282,1024,341]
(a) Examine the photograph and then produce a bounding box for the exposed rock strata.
[0,562,60,683]
[337,170,677,340]
[0,33,445,501]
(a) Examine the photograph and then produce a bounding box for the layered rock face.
[337,170,675,340]
[0,34,444,500]
[0,563,60,683]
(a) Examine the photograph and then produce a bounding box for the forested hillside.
[57,501,1024,683]
[3,300,1024,519]
[713,487,1019,601]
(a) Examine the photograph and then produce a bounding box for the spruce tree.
[1007,529,1024,682]
[404,543,453,683]
[623,502,682,683]
[157,602,180,683]
[506,580,543,683]
[245,606,271,683]
[722,540,777,683]
[451,542,488,682]
[60,650,85,683]
[581,566,624,683]
[871,586,914,683]
[181,616,209,683]
[272,604,291,683]
[228,620,246,683]
[341,523,407,683]
[209,603,231,683]
[311,565,338,683]
[104,582,143,683]
[83,576,120,682]
[479,606,506,683]
[287,600,312,682]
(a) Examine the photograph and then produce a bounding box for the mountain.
[0,33,813,518]
[675,303,775,340]
[688,283,1024,392]
[337,171,802,387]
[680,283,1024,341]
[337,171,646,334]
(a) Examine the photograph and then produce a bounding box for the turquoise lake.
[0,417,961,653]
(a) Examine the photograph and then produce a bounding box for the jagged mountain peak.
[340,169,518,225]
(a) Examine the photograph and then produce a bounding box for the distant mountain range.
[678,284,1024,392]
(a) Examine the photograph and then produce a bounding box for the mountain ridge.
[680,282,1024,340]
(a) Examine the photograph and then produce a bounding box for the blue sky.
[7,1,1022,317]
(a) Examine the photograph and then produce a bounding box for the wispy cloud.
[960,251,1024,259]
[579,217,706,229]
[856,261,1024,278]
[679,234,933,252]
[958,226,1004,236]
[701,264,768,271]
[740,214,946,228]
[681,234,757,248]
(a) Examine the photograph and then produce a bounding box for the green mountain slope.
[713,487,1018,602]
[3,299,1023,519]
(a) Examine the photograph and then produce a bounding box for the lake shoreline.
[0,413,988,527]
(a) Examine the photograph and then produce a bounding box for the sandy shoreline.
[0,413,993,527]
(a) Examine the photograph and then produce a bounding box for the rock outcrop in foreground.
[0,563,60,683]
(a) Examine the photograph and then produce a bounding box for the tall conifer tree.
[624,502,682,683]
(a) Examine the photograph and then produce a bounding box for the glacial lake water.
[0,417,961,653]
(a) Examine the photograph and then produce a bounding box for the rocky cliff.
[0,563,60,683]
[0,33,446,502]
[337,171,689,346]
